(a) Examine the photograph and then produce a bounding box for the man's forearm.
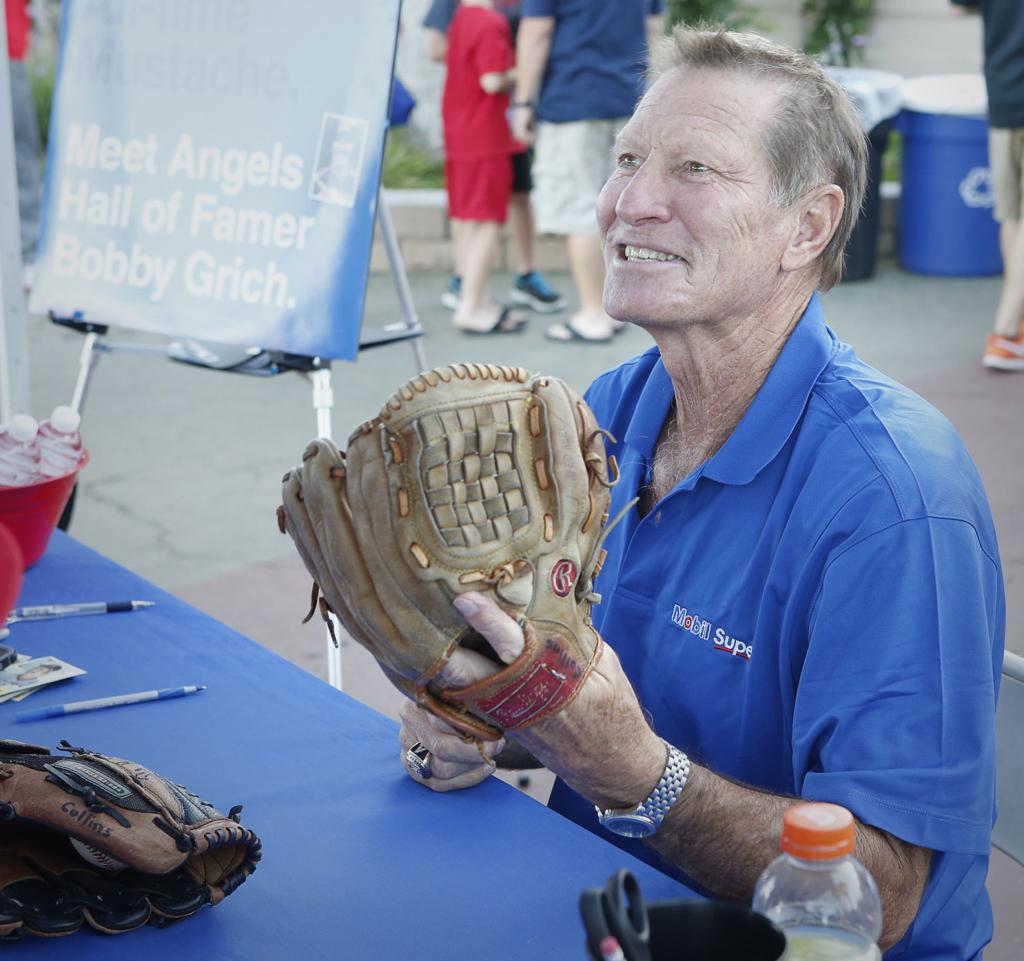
[651,763,932,951]
[514,17,553,104]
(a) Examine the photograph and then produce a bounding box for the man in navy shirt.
[511,0,664,342]
[400,27,1005,960]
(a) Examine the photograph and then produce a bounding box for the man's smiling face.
[598,67,797,329]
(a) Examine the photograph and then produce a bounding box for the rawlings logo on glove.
[278,363,619,740]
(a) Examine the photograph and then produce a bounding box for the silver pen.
[6,600,155,624]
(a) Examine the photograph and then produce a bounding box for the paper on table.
[0,655,86,702]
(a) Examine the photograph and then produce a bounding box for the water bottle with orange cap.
[752,802,883,961]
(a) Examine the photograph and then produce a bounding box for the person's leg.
[443,218,465,309]
[532,120,624,341]
[984,128,1024,369]
[506,151,565,312]
[993,219,1024,337]
[454,220,501,323]
[450,157,527,333]
[508,190,533,276]
[564,233,614,337]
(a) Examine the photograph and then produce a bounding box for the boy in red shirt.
[442,0,529,333]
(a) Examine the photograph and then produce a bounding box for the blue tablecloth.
[2,533,693,959]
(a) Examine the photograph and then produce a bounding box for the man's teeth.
[624,245,680,262]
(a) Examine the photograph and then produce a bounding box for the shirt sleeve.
[648,0,666,14]
[422,0,457,32]
[794,516,1002,856]
[472,17,515,78]
[521,0,555,17]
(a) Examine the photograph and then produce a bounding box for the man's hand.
[399,700,504,792]
[510,104,536,145]
[443,593,666,810]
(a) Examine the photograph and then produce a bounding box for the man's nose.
[615,164,672,225]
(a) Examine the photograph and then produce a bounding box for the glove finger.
[451,592,526,667]
[400,700,504,764]
[298,440,415,672]
[280,467,341,614]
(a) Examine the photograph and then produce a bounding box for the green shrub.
[28,56,55,152]
[665,0,763,31]
[381,128,444,190]
[802,0,875,67]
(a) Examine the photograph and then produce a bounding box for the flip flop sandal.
[458,306,529,335]
[544,320,613,343]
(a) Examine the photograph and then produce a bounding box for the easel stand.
[54,195,426,691]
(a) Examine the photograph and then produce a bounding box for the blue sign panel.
[29,0,401,361]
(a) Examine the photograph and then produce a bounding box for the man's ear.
[781,184,844,273]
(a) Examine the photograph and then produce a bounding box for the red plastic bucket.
[0,450,88,570]
[0,522,24,620]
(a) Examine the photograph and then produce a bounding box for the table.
[2,533,694,959]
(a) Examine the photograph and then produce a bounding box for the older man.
[400,28,1005,961]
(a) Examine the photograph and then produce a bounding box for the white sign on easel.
[30,0,403,363]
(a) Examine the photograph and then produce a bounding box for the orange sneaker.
[983,332,1024,371]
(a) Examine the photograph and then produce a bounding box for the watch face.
[600,814,656,839]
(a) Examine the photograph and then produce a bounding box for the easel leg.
[310,365,344,691]
[377,195,428,374]
[71,331,104,413]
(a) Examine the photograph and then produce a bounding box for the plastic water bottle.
[0,414,42,487]
[36,405,84,479]
[753,802,883,961]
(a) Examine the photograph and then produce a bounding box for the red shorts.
[445,155,513,223]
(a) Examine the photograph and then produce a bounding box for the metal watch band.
[596,742,690,837]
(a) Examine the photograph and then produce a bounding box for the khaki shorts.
[532,118,628,236]
[989,127,1024,222]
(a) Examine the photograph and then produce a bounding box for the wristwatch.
[511,100,535,109]
[595,742,690,839]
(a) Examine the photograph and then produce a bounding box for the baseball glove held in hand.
[0,739,261,939]
[279,363,619,740]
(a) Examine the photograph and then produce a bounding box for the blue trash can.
[897,74,1002,276]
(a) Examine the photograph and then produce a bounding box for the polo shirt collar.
[621,293,835,487]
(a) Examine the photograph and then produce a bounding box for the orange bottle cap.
[781,802,855,860]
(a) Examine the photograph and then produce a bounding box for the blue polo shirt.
[520,0,664,122]
[548,295,1005,961]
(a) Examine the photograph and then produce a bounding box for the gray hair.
[649,26,867,290]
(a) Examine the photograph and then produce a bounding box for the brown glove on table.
[0,739,261,938]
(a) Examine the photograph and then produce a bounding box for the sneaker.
[982,331,1024,371]
[441,275,461,311]
[510,271,566,313]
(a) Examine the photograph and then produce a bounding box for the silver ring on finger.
[405,741,433,779]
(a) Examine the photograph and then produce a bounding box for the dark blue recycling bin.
[897,109,1002,276]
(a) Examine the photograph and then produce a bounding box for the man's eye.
[616,153,640,169]
[685,161,710,174]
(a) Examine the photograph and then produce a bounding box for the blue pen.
[14,685,206,722]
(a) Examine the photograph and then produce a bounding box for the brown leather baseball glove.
[0,739,261,938]
[278,363,619,741]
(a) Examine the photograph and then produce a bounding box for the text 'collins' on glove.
[0,739,261,939]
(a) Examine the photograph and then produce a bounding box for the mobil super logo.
[670,604,752,661]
